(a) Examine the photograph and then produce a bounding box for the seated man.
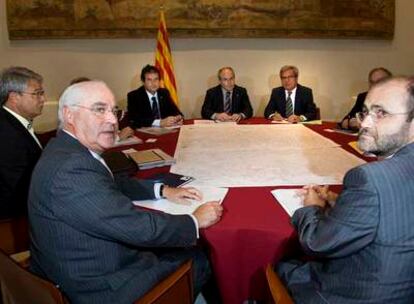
[0,66,45,219]
[264,65,317,123]
[201,67,253,122]
[277,77,414,303]
[340,67,392,130]
[29,80,223,304]
[128,65,183,128]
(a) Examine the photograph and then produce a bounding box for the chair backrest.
[0,249,67,304]
[135,260,193,304]
[0,216,29,255]
[266,264,294,304]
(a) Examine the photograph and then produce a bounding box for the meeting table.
[123,118,372,304]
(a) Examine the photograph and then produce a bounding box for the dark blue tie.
[151,96,160,119]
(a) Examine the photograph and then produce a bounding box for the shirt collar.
[3,105,32,129]
[285,86,297,96]
[146,90,158,100]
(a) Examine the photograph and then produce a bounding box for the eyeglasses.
[20,90,45,98]
[73,104,120,117]
[356,108,409,122]
[281,76,296,80]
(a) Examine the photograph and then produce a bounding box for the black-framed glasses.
[73,104,120,117]
[20,90,45,98]
[356,108,409,123]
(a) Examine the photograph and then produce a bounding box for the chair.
[0,249,67,304]
[266,264,294,304]
[135,260,193,304]
[0,216,29,255]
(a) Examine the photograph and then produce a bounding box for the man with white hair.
[29,80,223,304]
[277,77,414,303]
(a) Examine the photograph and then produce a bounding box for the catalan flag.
[155,10,178,105]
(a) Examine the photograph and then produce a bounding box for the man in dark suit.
[201,67,253,122]
[264,65,317,123]
[0,66,44,219]
[29,80,223,304]
[127,64,183,128]
[277,77,414,303]
[340,67,392,131]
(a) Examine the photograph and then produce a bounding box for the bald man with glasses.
[0,66,45,219]
[277,77,414,303]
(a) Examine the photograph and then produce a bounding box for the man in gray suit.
[277,77,414,303]
[28,80,223,304]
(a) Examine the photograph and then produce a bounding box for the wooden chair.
[0,216,30,255]
[266,264,294,304]
[135,260,193,304]
[0,249,68,304]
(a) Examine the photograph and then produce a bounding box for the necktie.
[285,91,293,117]
[27,120,33,130]
[151,96,160,119]
[224,91,231,113]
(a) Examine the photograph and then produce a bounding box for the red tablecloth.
[127,118,371,303]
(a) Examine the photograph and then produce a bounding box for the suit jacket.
[341,91,367,122]
[29,131,197,304]
[127,86,182,128]
[264,84,317,120]
[0,108,42,219]
[278,143,414,303]
[201,85,253,119]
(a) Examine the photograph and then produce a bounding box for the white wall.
[1,0,413,131]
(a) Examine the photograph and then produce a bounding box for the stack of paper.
[125,148,175,170]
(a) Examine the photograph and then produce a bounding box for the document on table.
[132,186,228,215]
[271,189,304,217]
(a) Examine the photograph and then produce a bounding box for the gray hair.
[58,80,108,129]
[279,65,299,78]
[0,66,43,106]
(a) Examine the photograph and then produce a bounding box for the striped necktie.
[151,96,160,119]
[224,91,231,113]
[285,91,293,117]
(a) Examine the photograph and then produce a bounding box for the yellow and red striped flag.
[155,10,178,105]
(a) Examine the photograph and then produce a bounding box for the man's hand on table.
[215,112,233,122]
[301,185,338,209]
[118,127,134,140]
[160,115,183,127]
[163,186,202,205]
[193,202,223,228]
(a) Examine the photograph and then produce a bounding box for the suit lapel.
[2,109,42,152]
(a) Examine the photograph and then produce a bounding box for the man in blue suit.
[277,77,414,303]
[264,65,317,123]
[29,80,223,304]
[201,66,253,122]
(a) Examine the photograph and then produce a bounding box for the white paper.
[271,189,304,217]
[170,124,365,187]
[132,187,228,215]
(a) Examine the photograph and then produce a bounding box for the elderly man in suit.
[29,80,223,304]
[264,65,317,123]
[201,67,253,122]
[0,66,45,219]
[277,77,414,303]
[127,64,183,128]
